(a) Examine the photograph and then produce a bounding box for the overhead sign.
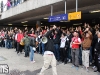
[49,14,68,22]
[68,11,81,20]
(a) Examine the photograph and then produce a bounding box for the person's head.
[57,26,61,30]
[61,33,66,38]
[73,31,79,37]
[32,30,34,34]
[67,31,70,35]
[98,32,100,38]
[40,32,42,35]
[8,31,10,35]
[55,30,58,34]
[78,26,81,31]
[86,32,90,38]
[31,28,33,31]
[19,30,22,34]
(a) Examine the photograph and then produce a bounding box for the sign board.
[68,11,81,20]
[49,14,68,22]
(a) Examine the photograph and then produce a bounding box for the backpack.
[30,38,36,47]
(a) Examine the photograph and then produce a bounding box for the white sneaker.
[92,66,96,69]
[68,59,71,63]
[31,61,35,63]
[86,68,89,72]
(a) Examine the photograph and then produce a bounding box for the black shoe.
[57,59,60,62]
[94,70,98,72]
[24,56,27,57]
[64,61,67,64]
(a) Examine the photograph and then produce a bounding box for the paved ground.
[0,48,99,75]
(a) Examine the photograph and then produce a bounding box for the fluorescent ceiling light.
[73,23,82,25]
[62,27,66,28]
[44,18,49,19]
[8,24,12,25]
[23,25,28,26]
[21,22,24,23]
[50,25,53,26]
[24,21,28,22]
[41,26,44,27]
[90,10,100,13]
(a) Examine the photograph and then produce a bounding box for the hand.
[86,28,89,31]
[73,42,75,44]
[53,25,56,29]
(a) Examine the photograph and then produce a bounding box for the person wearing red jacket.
[17,30,24,54]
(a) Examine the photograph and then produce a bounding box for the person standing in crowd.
[82,28,93,71]
[6,31,12,49]
[17,30,24,54]
[29,34,36,63]
[0,32,3,47]
[38,31,43,54]
[1,1,3,13]
[38,31,45,55]
[53,29,61,61]
[14,0,17,6]
[71,31,81,70]
[60,33,69,64]
[23,33,30,57]
[66,30,73,62]
[93,32,100,73]
[37,25,57,75]
[6,0,11,10]
[11,0,14,7]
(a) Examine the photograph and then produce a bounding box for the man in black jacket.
[37,25,57,75]
[94,32,100,72]
[53,29,61,61]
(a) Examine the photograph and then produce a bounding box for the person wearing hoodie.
[23,33,30,57]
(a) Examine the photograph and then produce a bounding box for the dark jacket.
[53,29,61,44]
[29,37,36,47]
[6,34,12,40]
[95,39,100,53]
[45,30,55,52]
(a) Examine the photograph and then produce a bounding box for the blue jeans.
[5,40,7,48]
[7,40,12,49]
[89,46,92,63]
[14,1,17,6]
[17,0,20,4]
[41,43,45,55]
[54,44,60,60]
[39,43,45,54]
[30,46,34,61]
[39,43,41,53]
[7,6,10,10]
[24,44,30,56]
[79,46,82,65]
[68,48,72,60]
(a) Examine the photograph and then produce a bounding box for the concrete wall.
[1,0,63,19]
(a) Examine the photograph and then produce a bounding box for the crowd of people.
[1,0,28,13]
[0,23,100,73]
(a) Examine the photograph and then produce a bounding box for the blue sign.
[49,14,68,22]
